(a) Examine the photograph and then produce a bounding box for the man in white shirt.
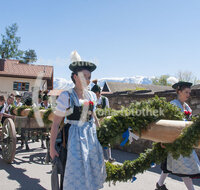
[1,94,15,124]
[40,95,51,109]
[14,95,23,107]
[0,95,6,123]
[91,80,115,163]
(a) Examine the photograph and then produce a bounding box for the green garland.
[10,105,16,115]
[10,97,200,184]
[105,117,200,183]
[97,96,183,147]
[105,143,167,183]
[12,106,53,125]
[27,107,46,118]
[96,96,200,183]
[16,105,29,116]
[42,108,53,125]
[28,109,34,118]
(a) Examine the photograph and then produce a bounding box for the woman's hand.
[50,114,64,160]
[50,147,59,160]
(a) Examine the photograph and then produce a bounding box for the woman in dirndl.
[156,81,200,190]
[50,51,106,190]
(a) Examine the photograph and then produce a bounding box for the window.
[13,82,30,91]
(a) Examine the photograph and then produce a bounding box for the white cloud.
[167,76,178,84]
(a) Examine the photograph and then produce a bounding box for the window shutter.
[13,82,18,90]
[25,83,29,91]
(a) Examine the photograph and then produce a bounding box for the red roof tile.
[0,59,53,79]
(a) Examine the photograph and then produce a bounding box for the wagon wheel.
[1,118,16,163]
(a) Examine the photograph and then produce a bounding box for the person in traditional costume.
[0,95,6,122]
[91,80,115,163]
[50,51,106,190]
[1,94,15,124]
[14,94,23,107]
[40,94,51,109]
[38,90,43,105]
[91,80,109,109]
[38,92,51,148]
[156,81,200,190]
[0,95,5,110]
[24,97,33,106]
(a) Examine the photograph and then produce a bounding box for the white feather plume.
[70,51,81,62]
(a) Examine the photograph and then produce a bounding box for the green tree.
[22,49,37,64]
[152,75,171,86]
[0,23,23,59]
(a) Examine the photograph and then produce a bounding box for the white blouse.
[55,89,97,117]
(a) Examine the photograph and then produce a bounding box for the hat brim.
[172,81,193,89]
[15,95,22,98]
[69,61,96,72]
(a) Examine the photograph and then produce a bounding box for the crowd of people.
[0,92,52,125]
[0,91,63,124]
[0,91,52,149]
[0,94,15,124]
[1,51,200,190]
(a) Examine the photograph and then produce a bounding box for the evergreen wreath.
[96,96,200,183]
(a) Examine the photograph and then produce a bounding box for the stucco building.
[0,59,53,96]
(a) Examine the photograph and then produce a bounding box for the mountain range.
[53,76,167,90]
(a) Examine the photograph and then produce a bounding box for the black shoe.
[156,183,168,190]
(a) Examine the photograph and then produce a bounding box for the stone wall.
[188,89,200,115]
[104,89,200,156]
[106,89,200,114]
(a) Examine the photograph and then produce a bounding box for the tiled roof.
[0,59,53,79]
[103,81,173,94]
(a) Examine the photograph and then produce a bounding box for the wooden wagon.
[0,110,53,163]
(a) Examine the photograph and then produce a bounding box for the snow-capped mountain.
[53,78,74,90]
[97,76,153,87]
[53,76,155,90]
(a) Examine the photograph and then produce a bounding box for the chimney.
[0,59,5,71]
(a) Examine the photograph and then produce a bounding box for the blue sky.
[1,0,200,81]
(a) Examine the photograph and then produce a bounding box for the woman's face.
[74,70,91,88]
[178,87,191,102]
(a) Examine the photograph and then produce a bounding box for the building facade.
[0,59,53,96]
